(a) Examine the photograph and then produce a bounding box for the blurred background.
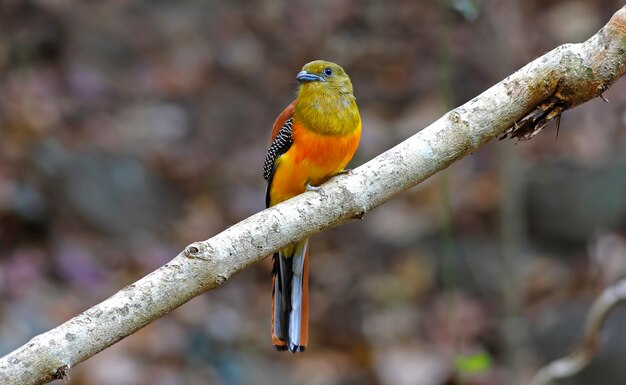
[1,1,626,384]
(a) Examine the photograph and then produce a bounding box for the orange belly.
[269,122,361,206]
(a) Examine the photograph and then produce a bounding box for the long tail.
[271,238,309,353]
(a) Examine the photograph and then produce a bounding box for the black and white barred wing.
[263,117,294,207]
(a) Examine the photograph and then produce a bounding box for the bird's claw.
[305,183,319,192]
[336,169,352,176]
[306,183,328,198]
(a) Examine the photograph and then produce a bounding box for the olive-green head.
[296,60,353,95]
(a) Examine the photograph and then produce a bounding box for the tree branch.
[529,279,626,385]
[2,6,626,385]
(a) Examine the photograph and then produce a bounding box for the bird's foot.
[336,168,352,176]
[306,183,328,198]
[305,183,320,192]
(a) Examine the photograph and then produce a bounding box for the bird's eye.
[323,67,333,76]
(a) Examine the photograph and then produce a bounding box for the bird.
[263,60,361,352]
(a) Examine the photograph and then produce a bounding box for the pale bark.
[2,6,626,385]
[530,279,626,385]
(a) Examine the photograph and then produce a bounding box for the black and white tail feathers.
[271,239,308,352]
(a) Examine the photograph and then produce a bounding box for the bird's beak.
[296,70,325,83]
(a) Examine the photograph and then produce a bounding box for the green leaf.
[454,352,492,374]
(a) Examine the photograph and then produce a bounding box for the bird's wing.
[270,100,296,141]
[264,101,296,208]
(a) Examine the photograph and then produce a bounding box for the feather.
[271,239,308,353]
[264,118,294,208]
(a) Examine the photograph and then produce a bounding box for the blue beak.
[296,70,325,83]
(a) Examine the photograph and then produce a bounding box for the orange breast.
[269,121,361,206]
